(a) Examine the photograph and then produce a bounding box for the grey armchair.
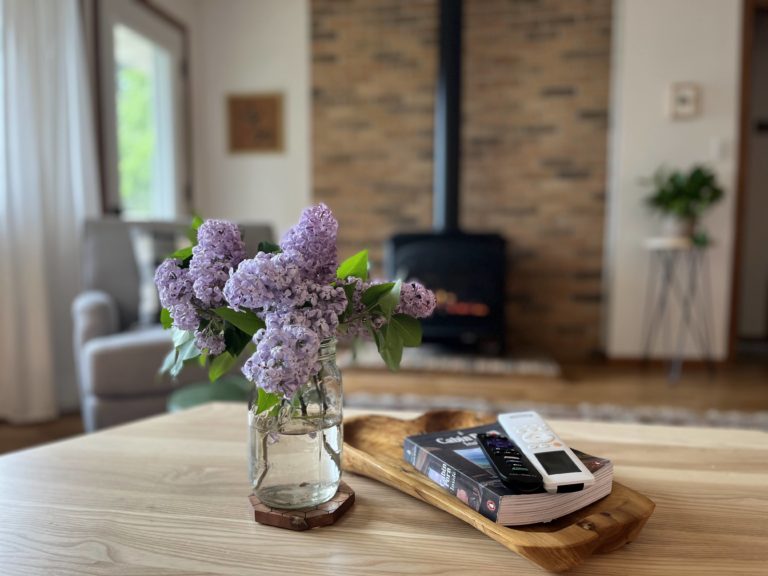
[72,218,272,432]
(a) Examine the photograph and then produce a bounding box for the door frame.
[93,0,192,217]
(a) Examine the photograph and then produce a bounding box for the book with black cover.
[403,423,613,525]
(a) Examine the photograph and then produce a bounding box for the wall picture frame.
[228,93,284,153]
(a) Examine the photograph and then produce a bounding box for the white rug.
[338,343,561,377]
[345,393,768,431]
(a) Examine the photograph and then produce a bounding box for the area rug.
[345,393,768,431]
[338,343,561,377]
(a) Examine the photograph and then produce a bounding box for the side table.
[641,236,715,380]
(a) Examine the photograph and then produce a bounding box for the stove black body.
[385,0,507,355]
[386,232,506,355]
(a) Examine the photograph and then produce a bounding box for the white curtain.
[0,0,99,422]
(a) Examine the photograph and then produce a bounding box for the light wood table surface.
[1,403,766,575]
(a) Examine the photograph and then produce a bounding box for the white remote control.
[497,411,595,494]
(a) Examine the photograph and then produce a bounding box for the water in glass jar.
[250,416,342,509]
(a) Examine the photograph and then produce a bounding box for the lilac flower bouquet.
[155,204,436,410]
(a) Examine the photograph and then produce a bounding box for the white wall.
[152,0,311,239]
[605,0,743,359]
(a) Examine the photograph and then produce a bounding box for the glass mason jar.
[248,338,343,509]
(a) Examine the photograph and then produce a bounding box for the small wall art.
[228,93,284,153]
[669,82,701,120]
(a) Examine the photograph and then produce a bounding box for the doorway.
[733,0,768,360]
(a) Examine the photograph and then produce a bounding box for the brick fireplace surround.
[312,0,611,360]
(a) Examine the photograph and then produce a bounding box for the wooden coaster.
[248,482,355,531]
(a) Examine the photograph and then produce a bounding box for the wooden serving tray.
[342,410,655,573]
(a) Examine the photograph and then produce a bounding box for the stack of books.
[404,423,613,526]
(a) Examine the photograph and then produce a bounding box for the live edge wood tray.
[342,410,655,573]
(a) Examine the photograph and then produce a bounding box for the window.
[98,0,189,220]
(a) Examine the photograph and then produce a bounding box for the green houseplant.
[644,165,724,243]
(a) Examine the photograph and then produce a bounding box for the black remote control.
[476,433,543,494]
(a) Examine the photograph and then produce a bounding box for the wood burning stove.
[387,232,506,354]
[385,0,507,355]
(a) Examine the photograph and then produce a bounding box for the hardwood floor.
[343,360,768,412]
[1,360,766,456]
[0,413,83,456]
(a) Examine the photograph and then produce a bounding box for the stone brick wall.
[312,0,612,360]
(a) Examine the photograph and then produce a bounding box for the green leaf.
[160,308,173,329]
[361,282,395,308]
[644,164,723,219]
[377,279,401,319]
[369,313,421,371]
[171,336,201,377]
[377,323,404,372]
[255,388,281,414]
[213,307,265,336]
[169,245,193,261]
[209,351,237,382]
[171,327,194,348]
[370,321,385,350]
[258,240,281,254]
[340,282,357,319]
[187,215,204,243]
[389,313,422,347]
[160,347,177,375]
[179,338,201,362]
[336,249,369,280]
[224,323,252,356]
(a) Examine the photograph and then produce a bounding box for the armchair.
[72,218,272,432]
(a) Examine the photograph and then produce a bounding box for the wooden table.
[1,404,766,575]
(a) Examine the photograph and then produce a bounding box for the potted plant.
[644,165,724,243]
[153,204,436,510]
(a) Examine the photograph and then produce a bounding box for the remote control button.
[522,432,555,444]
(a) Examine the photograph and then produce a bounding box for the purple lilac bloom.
[194,329,226,356]
[226,239,348,393]
[265,304,341,342]
[190,263,231,308]
[154,259,199,331]
[170,302,200,331]
[190,220,246,307]
[280,203,338,282]
[223,252,307,312]
[154,220,247,333]
[304,283,348,338]
[242,325,320,397]
[396,281,437,318]
[155,259,191,308]
[195,219,246,262]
